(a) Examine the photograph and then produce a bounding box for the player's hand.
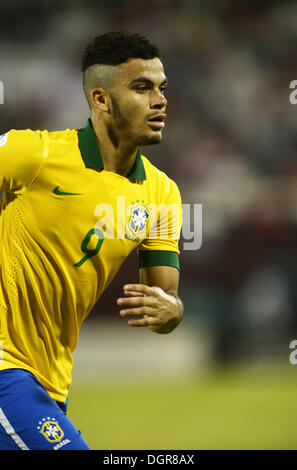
[117,284,181,333]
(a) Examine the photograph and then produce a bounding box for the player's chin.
[140,129,163,146]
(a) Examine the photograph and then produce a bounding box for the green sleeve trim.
[138,250,180,271]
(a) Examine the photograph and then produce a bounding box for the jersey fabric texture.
[0,119,182,402]
[0,368,91,450]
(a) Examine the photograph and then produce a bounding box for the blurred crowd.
[1,0,297,364]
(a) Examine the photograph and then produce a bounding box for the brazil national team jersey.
[0,119,182,402]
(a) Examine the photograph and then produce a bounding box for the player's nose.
[150,93,167,109]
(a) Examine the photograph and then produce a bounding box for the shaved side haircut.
[82,64,119,108]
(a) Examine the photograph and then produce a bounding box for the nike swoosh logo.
[53,186,84,196]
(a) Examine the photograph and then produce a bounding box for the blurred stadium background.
[1,0,297,449]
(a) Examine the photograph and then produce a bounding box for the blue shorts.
[0,368,91,450]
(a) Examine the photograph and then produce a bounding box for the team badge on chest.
[127,202,150,237]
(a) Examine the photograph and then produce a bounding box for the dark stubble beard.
[110,94,162,147]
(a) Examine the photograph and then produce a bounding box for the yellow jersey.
[0,119,182,402]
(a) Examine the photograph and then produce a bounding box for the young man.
[0,31,183,450]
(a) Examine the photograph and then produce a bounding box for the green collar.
[77,118,146,181]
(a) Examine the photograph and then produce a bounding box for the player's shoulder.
[0,128,48,155]
[5,127,77,145]
[141,154,180,196]
[0,127,78,162]
[2,128,46,143]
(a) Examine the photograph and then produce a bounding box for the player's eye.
[160,87,167,94]
[136,86,149,93]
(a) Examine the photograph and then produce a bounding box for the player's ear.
[90,88,109,112]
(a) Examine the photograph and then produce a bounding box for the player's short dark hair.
[82,31,161,71]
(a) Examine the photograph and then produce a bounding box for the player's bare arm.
[117,265,184,334]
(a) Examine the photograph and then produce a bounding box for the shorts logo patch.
[37,417,64,442]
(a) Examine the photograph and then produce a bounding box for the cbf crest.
[37,417,64,443]
[127,202,150,239]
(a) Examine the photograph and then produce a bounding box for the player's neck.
[91,117,138,178]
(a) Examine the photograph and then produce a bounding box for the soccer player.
[0,31,184,450]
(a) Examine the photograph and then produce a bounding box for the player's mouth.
[148,114,166,129]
